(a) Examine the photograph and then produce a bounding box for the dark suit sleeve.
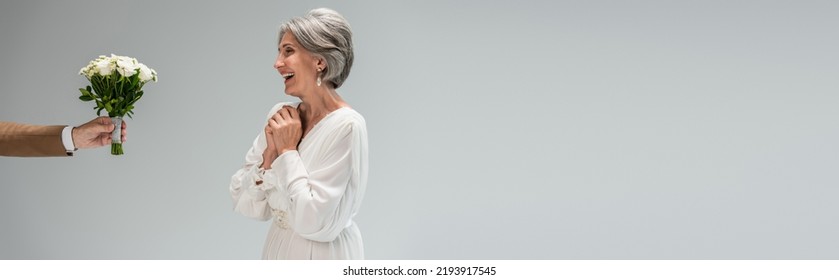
[0,122,70,157]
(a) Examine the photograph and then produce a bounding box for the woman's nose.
[274,58,284,69]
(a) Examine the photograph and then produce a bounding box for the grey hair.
[279,8,354,89]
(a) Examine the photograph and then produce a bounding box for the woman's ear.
[315,58,327,71]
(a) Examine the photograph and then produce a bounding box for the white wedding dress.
[230,102,368,259]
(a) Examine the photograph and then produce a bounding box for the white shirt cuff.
[61,126,76,152]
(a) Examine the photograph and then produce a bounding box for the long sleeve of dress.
[266,116,367,242]
[229,135,271,221]
[229,103,290,221]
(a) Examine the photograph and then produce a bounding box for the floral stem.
[111,143,123,155]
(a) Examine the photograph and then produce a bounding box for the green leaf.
[79,95,94,101]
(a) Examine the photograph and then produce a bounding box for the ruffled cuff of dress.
[230,164,252,193]
[245,164,269,201]
[260,166,279,192]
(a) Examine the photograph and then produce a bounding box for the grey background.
[1,0,837,259]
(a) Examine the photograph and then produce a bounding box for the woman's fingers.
[289,106,300,120]
[262,106,303,154]
[279,106,294,120]
[265,123,274,135]
[268,106,302,136]
[268,116,282,130]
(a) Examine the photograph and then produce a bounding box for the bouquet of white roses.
[78,54,157,155]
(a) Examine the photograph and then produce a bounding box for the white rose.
[137,63,156,82]
[95,57,115,76]
[115,55,139,77]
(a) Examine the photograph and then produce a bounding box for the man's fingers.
[95,122,115,133]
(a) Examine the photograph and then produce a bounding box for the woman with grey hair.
[229,8,368,259]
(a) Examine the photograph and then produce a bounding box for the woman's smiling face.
[274,32,322,97]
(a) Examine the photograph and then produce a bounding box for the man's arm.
[0,122,68,157]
